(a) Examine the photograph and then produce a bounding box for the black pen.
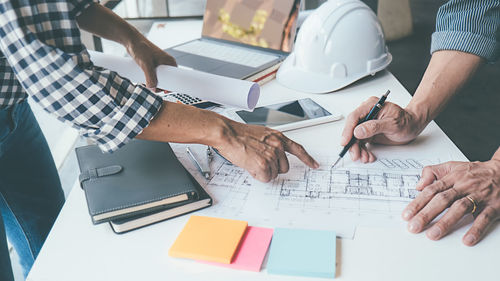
[331,90,390,169]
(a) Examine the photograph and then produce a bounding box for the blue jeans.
[0,101,65,280]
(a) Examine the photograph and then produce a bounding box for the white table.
[27,20,500,281]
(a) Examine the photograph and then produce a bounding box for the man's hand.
[214,120,319,182]
[402,159,500,246]
[340,97,426,163]
[138,102,319,183]
[76,3,177,89]
[126,38,177,89]
[339,50,483,164]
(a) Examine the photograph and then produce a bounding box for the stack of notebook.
[75,139,212,234]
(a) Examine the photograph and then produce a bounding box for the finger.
[242,138,274,182]
[426,197,474,240]
[360,145,369,163]
[349,142,361,161]
[340,97,379,146]
[159,53,177,67]
[268,158,278,181]
[253,172,270,183]
[263,134,285,150]
[277,149,290,173]
[140,62,158,89]
[407,187,459,233]
[367,149,376,162]
[415,165,439,191]
[254,156,273,183]
[265,135,289,174]
[353,118,397,140]
[402,176,455,221]
[416,162,458,190]
[463,207,497,246]
[284,138,319,169]
[266,147,279,180]
[252,165,270,182]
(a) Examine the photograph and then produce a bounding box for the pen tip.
[384,90,390,97]
[331,157,341,169]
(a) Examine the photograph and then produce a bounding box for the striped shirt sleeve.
[431,0,500,61]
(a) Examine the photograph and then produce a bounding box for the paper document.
[88,51,260,110]
[170,143,452,239]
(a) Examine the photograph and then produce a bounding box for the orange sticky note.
[168,215,248,264]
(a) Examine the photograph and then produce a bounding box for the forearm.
[493,147,500,160]
[137,101,232,148]
[406,50,483,127]
[76,3,141,50]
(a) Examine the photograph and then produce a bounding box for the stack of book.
[245,62,282,86]
[75,140,212,234]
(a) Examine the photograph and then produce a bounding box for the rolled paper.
[88,51,260,110]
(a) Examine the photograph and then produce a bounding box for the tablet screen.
[236,98,331,127]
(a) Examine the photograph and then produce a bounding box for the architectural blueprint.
[171,143,444,238]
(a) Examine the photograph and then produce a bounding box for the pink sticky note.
[199,226,273,272]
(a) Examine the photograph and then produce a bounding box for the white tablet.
[233,98,342,132]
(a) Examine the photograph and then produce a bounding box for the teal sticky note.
[267,228,336,279]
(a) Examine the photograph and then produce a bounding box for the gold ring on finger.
[465,195,477,214]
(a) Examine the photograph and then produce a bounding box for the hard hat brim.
[277,65,364,94]
[276,52,392,94]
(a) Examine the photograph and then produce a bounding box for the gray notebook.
[76,140,204,224]
[109,170,212,234]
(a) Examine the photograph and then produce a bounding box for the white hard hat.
[277,0,392,93]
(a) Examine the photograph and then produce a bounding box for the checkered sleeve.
[0,1,163,152]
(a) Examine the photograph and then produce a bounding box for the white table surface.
[27,20,500,281]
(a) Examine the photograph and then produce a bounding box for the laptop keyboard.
[172,40,278,68]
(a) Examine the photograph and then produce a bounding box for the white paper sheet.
[88,51,260,110]
[169,142,452,240]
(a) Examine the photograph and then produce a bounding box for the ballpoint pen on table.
[186,146,211,179]
[331,90,391,169]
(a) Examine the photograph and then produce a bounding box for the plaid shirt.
[0,0,163,152]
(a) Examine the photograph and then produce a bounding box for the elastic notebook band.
[79,165,123,187]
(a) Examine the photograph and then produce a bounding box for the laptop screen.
[201,0,301,53]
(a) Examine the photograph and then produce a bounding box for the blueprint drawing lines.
[262,157,423,214]
[205,157,424,214]
[172,143,440,237]
[277,165,420,202]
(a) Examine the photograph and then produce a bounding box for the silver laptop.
[165,0,301,79]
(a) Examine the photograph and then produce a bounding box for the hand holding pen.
[336,90,429,165]
[332,90,390,168]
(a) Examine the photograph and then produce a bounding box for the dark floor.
[387,0,500,161]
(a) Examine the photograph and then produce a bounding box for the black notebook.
[75,139,212,225]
